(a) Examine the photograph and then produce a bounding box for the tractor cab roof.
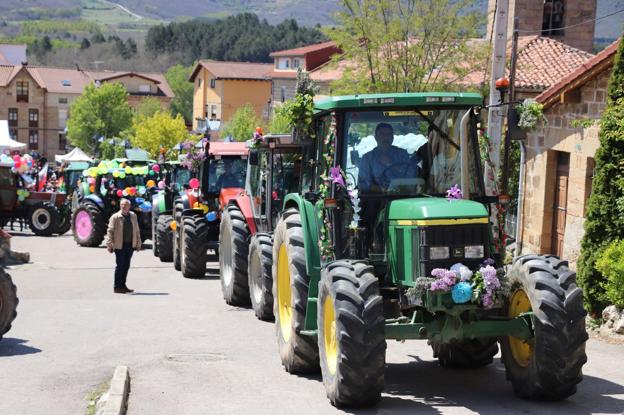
[314,92,483,112]
[247,134,303,150]
[207,142,248,157]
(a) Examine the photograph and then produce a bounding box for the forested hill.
[145,14,327,63]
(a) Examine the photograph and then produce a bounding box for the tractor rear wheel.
[29,202,58,236]
[54,204,72,235]
[500,255,588,400]
[181,215,209,278]
[318,260,386,407]
[248,233,273,320]
[431,338,498,368]
[272,208,319,373]
[151,213,159,256]
[0,269,18,341]
[173,200,184,271]
[156,214,174,263]
[71,203,106,246]
[219,205,251,305]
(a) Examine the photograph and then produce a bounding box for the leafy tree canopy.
[136,97,166,119]
[221,104,263,142]
[67,82,133,157]
[164,64,194,124]
[130,111,189,158]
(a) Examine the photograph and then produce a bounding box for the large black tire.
[219,205,251,305]
[0,269,18,341]
[173,200,184,271]
[71,203,106,247]
[248,233,274,320]
[431,338,499,368]
[29,202,58,236]
[272,208,319,373]
[54,204,72,235]
[318,260,386,407]
[156,214,174,263]
[180,215,209,278]
[500,255,588,400]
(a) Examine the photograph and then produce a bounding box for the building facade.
[189,60,273,137]
[0,65,173,159]
[518,40,619,264]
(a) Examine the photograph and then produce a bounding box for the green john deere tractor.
[272,92,588,407]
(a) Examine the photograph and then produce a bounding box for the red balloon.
[116,189,123,197]
[189,178,200,189]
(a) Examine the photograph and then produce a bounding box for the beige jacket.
[105,210,142,250]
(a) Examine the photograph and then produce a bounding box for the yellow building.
[189,60,272,137]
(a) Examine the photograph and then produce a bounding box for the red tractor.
[219,135,305,320]
[0,163,69,236]
[173,142,248,278]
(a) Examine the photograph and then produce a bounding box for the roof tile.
[270,41,337,57]
[192,60,273,81]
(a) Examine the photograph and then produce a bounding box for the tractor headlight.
[465,245,484,259]
[429,246,450,260]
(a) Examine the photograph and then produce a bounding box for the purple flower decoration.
[430,268,459,292]
[446,184,463,201]
[329,166,345,188]
[482,258,496,267]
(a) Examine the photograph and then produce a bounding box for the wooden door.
[551,152,569,257]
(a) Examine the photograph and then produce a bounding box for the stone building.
[486,0,597,53]
[518,39,619,262]
[0,65,174,160]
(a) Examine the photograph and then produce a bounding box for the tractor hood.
[387,197,488,221]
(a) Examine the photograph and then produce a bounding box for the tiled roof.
[189,60,272,81]
[270,41,337,57]
[537,38,621,107]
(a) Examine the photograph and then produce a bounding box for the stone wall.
[520,69,609,265]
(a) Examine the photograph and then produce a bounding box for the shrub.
[595,240,624,308]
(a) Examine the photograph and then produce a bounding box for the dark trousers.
[114,243,134,289]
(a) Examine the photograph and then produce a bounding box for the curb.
[100,366,130,415]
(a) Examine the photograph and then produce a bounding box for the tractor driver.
[358,123,418,193]
[215,159,242,192]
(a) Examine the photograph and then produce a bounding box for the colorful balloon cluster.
[82,160,150,178]
[114,186,147,198]
[16,188,30,202]
[1,153,34,173]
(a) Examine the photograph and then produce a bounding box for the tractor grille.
[415,224,490,278]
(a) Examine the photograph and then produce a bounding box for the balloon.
[146,180,156,188]
[14,161,21,168]
[116,190,123,197]
[18,196,24,202]
[119,172,126,179]
[125,166,132,174]
[255,126,263,135]
[152,164,160,173]
[138,186,146,195]
[122,190,128,196]
[87,177,95,184]
[148,170,155,176]
[112,170,120,178]
[189,178,200,189]
[130,187,137,195]
[158,180,165,189]
[13,155,19,162]
[89,185,95,192]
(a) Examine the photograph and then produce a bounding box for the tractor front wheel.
[29,202,58,236]
[431,338,498,368]
[181,215,209,278]
[248,233,273,320]
[272,208,319,373]
[71,203,106,246]
[0,269,18,341]
[156,214,174,263]
[318,260,386,407]
[500,255,588,400]
[54,204,72,235]
[219,205,251,305]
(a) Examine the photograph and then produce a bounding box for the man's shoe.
[124,287,134,293]
[114,287,127,294]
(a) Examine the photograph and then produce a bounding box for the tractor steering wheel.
[378,162,412,190]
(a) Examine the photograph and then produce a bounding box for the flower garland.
[318,113,338,261]
[428,259,506,309]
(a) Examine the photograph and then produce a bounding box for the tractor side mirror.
[249,150,259,166]
[508,107,527,140]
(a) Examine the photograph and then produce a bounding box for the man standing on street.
[106,198,141,293]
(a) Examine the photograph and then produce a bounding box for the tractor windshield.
[206,156,246,194]
[343,109,482,196]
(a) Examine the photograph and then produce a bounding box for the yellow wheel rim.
[277,243,292,342]
[323,295,338,375]
[508,288,533,367]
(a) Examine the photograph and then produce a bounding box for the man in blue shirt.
[358,123,411,192]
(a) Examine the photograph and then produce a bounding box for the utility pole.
[486,0,510,195]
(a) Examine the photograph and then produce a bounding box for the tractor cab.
[198,142,247,211]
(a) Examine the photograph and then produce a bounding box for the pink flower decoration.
[446,184,462,201]
[329,166,345,188]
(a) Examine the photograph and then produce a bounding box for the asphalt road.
[1,231,623,414]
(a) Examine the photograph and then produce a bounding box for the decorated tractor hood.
[387,197,488,221]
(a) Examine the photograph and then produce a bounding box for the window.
[285,59,290,69]
[210,105,217,119]
[58,109,68,128]
[198,78,202,88]
[61,80,71,87]
[280,86,285,103]
[59,133,67,151]
[29,130,38,149]
[210,78,216,88]
[58,97,68,104]
[293,59,300,69]
[543,0,565,36]
[16,81,28,102]
[9,129,17,140]
[8,108,17,127]
[139,84,151,93]
[29,109,38,127]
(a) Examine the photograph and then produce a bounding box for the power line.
[517,7,624,34]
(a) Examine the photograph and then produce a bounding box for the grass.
[85,380,110,415]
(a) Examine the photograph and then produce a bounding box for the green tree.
[136,97,165,118]
[164,64,193,124]
[268,102,293,134]
[130,111,189,158]
[577,39,624,315]
[67,83,133,156]
[326,0,485,93]
[221,104,262,142]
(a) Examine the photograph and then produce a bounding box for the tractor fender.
[219,187,244,210]
[83,194,104,210]
[283,194,321,281]
[229,195,257,235]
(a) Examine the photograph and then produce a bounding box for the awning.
[55,147,94,163]
[0,120,26,152]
